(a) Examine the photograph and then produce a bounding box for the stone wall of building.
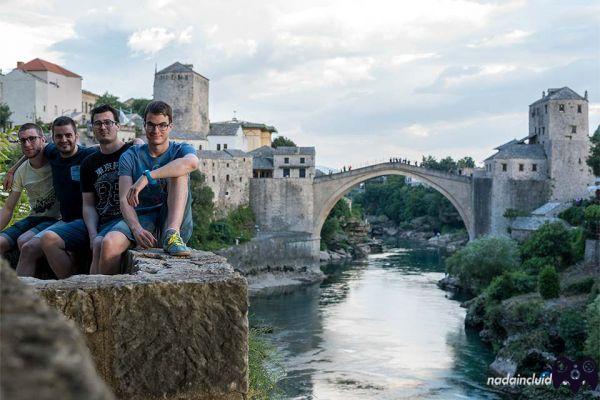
[273,154,316,179]
[472,176,492,237]
[199,155,253,214]
[250,178,314,233]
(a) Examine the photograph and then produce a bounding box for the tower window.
[502,163,507,172]
[545,104,548,113]
[571,125,577,134]
[226,163,230,168]
[299,168,306,178]
[577,104,582,113]
[559,104,565,112]
[300,157,305,164]
[217,144,221,151]
[224,144,228,149]
[239,177,242,182]
[199,145,202,150]
[225,191,229,196]
[542,127,545,135]
[284,157,289,164]
[283,168,290,177]
[226,174,230,181]
[519,164,524,172]
[212,175,215,182]
[532,164,537,172]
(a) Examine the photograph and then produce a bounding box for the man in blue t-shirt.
[98,100,199,273]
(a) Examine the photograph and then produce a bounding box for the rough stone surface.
[24,249,248,400]
[585,240,599,267]
[0,259,115,400]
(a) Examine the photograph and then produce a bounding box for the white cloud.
[127,27,193,55]
[208,38,257,58]
[178,26,193,44]
[468,29,532,48]
[391,53,438,65]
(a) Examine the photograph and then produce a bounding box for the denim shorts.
[46,219,89,252]
[0,216,58,248]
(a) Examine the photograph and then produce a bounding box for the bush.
[503,208,528,219]
[584,204,600,238]
[521,222,576,270]
[558,311,587,358]
[584,295,600,360]
[521,256,556,274]
[484,271,536,302]
[538,265,560,299]
[563,278,596,296]
[446,236,520,294]
[558,206,585,226]
[569,227,586,263]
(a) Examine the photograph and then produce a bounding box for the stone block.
[24,250,248,400]
[1,259,115,400]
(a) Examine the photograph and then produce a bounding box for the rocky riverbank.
[319,217,383,264]
[368,214,468,253]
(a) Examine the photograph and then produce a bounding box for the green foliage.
[569,227,586,262]
[0,102,12,130]
[128,98,152,116]
[271,136,296,148]
[457,156,475,169]
[563,278,596,296]
[522,256,555,274]
[0,128,31,224]
[503,208,528,219]
[95,92,126,110]
[584,204,600,238]
[538,265,560,299]
[484,270,536,302]
[521,222,577,269]
[558,206,585,226]
[584,295,600,360]
[558,310,587,358]
[446,236,520,294]
[320,198,357,250]
[587,125,600,176]
[187,171,215,249]
[248,327,283,399]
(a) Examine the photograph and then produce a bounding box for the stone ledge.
[23,249,249,400]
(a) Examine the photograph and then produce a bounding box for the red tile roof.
[18,58,81,78]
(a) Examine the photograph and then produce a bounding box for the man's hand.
[132,226,157,249]
[3,169,15,191]
[127,175,148,207]
[89,232,97,251]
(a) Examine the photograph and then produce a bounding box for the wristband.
[143,170,157,185]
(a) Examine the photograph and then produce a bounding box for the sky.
[1,0,599,168]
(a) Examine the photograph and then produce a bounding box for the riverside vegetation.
[441,203,599,399]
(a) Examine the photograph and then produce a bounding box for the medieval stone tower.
[528,87,593,201]
[153,62,209,137]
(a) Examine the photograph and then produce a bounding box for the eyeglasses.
[145,122,170,132]
[19,136,40,145]
[92,120,116,129]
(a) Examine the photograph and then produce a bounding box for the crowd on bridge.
[390,157,419,166]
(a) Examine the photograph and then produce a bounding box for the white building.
[208,119,277,152]
[0,59,82,125]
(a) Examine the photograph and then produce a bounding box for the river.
[249,240,507,399]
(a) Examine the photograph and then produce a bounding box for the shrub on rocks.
[538,265,560,299]
[585,295,600,361]
[558,310,587,358]
[521,222,580,269]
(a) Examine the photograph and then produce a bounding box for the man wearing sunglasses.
[0,123,60,274]
[96,100,198,274]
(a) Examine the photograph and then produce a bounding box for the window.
[518,164,524,172]
[199,145,203,150]
[226,174,230,182]
[224,144,228,149]
[239,177,242,182]
[532,164,537,172]
[203,162,206,166]
[300,157,305,164]
[225,191,229,196]
[283,168,290,177]
[226,163,230,168]
[284,157,289,164]
[577,105,582,113]
[559,104,565,112]
[217,144,221,151]
[299,168,306,178]
[542,127,545,135]
[545,104,548,113]
[571,125,577,134]
[535,127,537,134]
[212,175,215,182]
[502,163,507,172]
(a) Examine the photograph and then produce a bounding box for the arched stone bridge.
[313,162,476,240]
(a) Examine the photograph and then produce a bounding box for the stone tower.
[153,62,209,137]
[528,87,593,201]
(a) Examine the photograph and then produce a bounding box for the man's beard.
[25,148,41,159]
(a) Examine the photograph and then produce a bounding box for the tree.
[457,156,475,169]
[587,125,600,176]
[271,136,296,148]
[538,265,560,299]
[129,98,152,116]
[95,92,125,111]
[420,155,440,170]
[0,103,12,131]
[439,156,457,172]
[520,222,577,269]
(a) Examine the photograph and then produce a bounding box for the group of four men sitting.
[0,101,199,278]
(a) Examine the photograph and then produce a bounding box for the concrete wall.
[207,130,244,151]
[34,70,82,121]
[250,178,314,233]
[472,177,492,237]
[0,70,46,124]
[487,158,547,180]
[273,154,315,179]
[199,156,253,214]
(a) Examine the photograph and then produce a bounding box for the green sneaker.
[163,229,191,257]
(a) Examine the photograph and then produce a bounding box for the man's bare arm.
[0,191,21,231]
[82,193,99,245]
[119,175,156,248]
[2,156,26,191]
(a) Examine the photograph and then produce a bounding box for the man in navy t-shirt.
[98,100,198,273]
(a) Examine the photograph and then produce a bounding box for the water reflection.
[250,241,504,399]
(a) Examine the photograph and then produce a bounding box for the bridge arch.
[312,163,475,242]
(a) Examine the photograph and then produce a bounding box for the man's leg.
[0,236,12,255]
[165,175,188,233]
[89,236,103,275]
[16,237,43,277]
[98,231,131,275]
[40,231,76,279]
[16,230,36,250]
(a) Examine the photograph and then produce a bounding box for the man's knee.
[101,232,129,255]
[40,231,64,251]
[17,232,34,250]
[0,236,11,253]
[20,237,42,255]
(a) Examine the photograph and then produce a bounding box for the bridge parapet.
[315,162,472,183]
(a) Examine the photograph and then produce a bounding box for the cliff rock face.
[0,260,115,400]
[24,249,249,400]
